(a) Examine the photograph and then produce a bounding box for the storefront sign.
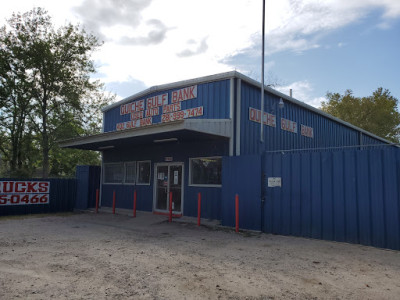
[116,117,153,131]
[161,107,203,123]
[0,181,50,206]
[301,124,314,138]
[281,118,298,133]
[171,86,197,103]
[116,86,201,131]
[249,107,276,127]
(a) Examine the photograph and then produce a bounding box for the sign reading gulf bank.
[116,85,202,131]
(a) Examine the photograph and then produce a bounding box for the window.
[103,163,123,184]
[137,161,151,185]
[190,157,222,186]
[125,162,136,184]
[103,160,151,184]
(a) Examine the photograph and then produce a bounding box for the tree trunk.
[42,135,49,178]
[41,97,50,178]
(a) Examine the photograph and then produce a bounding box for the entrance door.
[154,163,183,214]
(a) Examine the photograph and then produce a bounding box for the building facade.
[61,71,389,220]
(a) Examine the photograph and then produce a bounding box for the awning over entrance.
[59,119,232,151]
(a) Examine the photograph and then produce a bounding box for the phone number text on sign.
[0,194,49,205]
[161,106,203,123]
[0,181,50,206]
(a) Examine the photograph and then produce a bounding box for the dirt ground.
[0,211,399,300]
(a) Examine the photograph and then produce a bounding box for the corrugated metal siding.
[75,166,100,209]
[263,148,400,250]
[101,184,153,212]
[362,133,388,146]
[103,80,231,133]
[240,81,386,154]
[184,187,221,220]
[221,155,262,231]
[0,178,76,216]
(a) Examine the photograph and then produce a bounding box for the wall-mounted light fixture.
[98,145,115,150]
[153,138,178,143]
[279,98,284,109]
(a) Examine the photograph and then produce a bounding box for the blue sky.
[1,0,399,108]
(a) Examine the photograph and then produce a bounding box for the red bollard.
[197,192,201,226]
[133,189,137,218]
[235,194,239,232]
[169,191,173,222]
[112,190,116,214]
[95,189,99,214]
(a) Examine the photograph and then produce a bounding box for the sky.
[1,0,399,108]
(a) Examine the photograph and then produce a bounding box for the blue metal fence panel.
[343,151,358,244]
[0,178,76,216]
[383,150,400,250]
[103,80,231,132]
[310,152,322,239]
[263,148,400,250]
[75,166,100,210]
[221,155,261,231]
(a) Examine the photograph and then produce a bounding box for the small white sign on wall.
[268,177,282,187]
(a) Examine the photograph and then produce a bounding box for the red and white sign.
[116,117,153,131]
[130,111,144,120]
[117,85,200,131]
[249,107,276,127]
[281,118,298,133]
[301,124,314,138]
[120,99,145,115]
[0,181,50,206]
[162,103,181,114]
[146,93,168,109]
[171,86,197,103]
[161,106,203,123]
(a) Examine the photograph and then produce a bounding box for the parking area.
[1,211,399,299]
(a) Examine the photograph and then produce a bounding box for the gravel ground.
[0,211,399,299]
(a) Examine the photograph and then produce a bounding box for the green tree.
[0,23,34,176]
[321,88,400,143]
[0,8,113,177]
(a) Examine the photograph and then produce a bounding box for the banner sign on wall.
[281,118,298,133]
[301,124,314,138]
[0,181,50,206]
[116,85,202,131]
[249,107,276,127]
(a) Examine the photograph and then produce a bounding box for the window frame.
[136,160,151,185]
[103,162,124,185]
[124,161,136,185]
[189,156,222,187]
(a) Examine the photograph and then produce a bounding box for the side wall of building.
[239,80,385,155]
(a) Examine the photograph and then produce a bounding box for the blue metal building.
[60,71,390,220]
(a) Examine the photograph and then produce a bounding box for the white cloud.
[1,0,399,98]
[275,80,326,108]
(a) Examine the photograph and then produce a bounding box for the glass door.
[154,163,183,214]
